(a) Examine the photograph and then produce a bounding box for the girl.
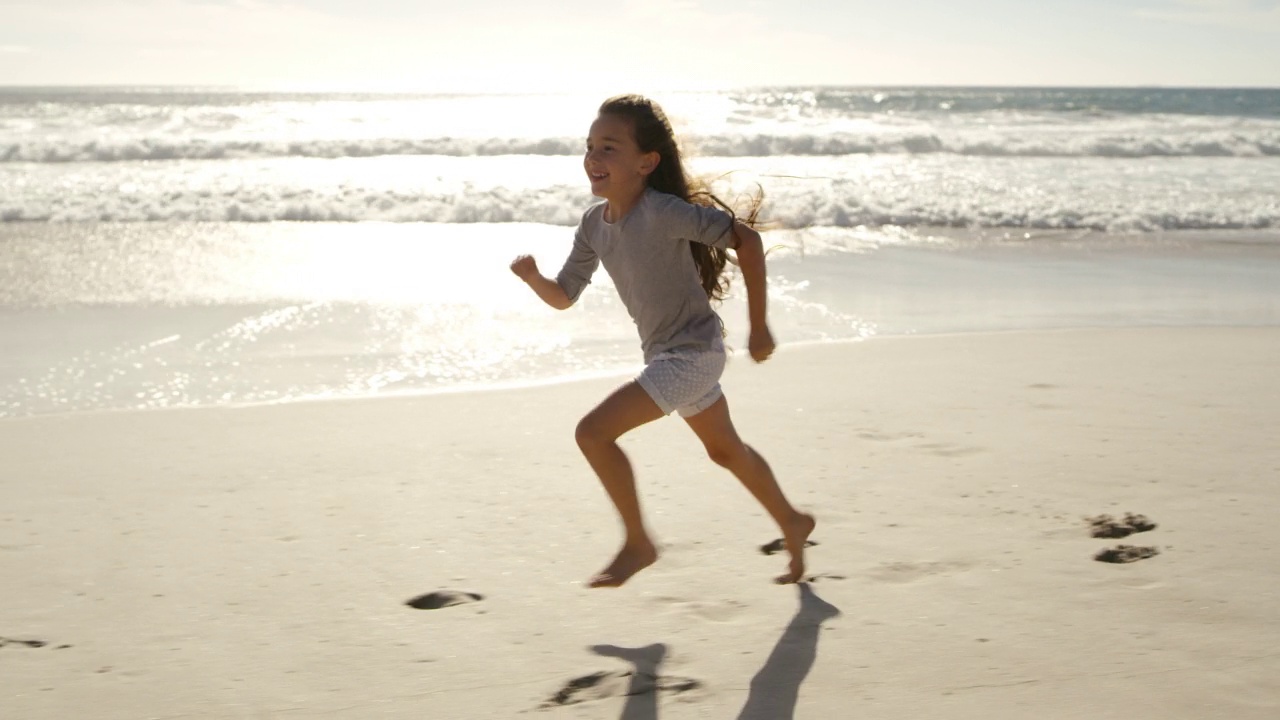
[510,94,814,588]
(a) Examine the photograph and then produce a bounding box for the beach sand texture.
[3,328,1278,718]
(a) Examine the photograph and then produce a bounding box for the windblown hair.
[598,94,762,303]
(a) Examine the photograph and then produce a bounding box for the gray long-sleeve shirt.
[556,188,735,362]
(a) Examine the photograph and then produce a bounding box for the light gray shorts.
[636,342,726,418]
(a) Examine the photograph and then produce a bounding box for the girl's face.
[584,114,658,201]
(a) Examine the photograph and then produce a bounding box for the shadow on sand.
[596,583,841,720]
[735,583,841,720]
[589,643,670,720]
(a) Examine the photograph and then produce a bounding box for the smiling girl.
[510,94,814,588]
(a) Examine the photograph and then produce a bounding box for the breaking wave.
[5,130,1280,163]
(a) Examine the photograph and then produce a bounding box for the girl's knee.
[705,441,748,469]
[574,415,608,450]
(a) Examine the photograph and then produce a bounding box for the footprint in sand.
[1094,545,1160,564]
[760,538,818,556]
[804,573,848,583]
[535,644,702,710]
[0,637,69,650]
[537,670,701,709]
[404,590,483,610]
[0,637,47,649]
[1087,513,1157,539]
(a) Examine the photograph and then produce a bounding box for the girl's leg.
[684,395,815,584]
[575,381,666,588]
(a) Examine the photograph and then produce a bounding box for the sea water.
[2,87,1279,418]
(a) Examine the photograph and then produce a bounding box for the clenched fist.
[748,325,776,363]
[510,254,539,281]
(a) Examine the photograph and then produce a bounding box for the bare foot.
[775,512,816,584]
[588,539,659,588]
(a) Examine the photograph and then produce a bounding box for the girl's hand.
[510,254,539,281]
[748,325,775,363]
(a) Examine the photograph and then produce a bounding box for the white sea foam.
[5,126,1279,163]
[4,154,1277,231]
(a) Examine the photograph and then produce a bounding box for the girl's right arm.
[730,223,776,363]
[510,255,572,310]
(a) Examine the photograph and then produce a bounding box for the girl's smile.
[584,114,658,204]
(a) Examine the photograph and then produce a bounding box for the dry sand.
[3,327,1278,719]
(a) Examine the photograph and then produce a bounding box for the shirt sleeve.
[660,193,735,249]
[554,219,599,304]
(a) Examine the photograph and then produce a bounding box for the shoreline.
[4,220,1280,239]
[5,323,1279,423]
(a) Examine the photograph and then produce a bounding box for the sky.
[1,0,1278,90]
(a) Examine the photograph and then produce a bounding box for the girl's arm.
[731,222,776,362]
[510,254,573,310]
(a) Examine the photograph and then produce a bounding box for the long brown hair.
[598,94,762,302]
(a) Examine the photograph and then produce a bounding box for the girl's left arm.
[731,222,775,363]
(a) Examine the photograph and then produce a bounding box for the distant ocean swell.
[3,88,1278,233]
[6,130,1280,162]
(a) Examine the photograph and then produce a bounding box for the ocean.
[2,86,1279,418]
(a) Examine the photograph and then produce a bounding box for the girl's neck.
[604,185,648,224]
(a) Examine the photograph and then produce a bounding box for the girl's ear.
[638,151,660,177]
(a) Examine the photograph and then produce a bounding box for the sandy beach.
[2,327,1278,718]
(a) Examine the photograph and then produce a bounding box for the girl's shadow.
[592,584,840,720]
[589,643,669,720]
[736,583,841,720]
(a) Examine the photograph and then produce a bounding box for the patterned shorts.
[636,341,726,418]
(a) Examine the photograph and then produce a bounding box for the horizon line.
[1,82,1279,93]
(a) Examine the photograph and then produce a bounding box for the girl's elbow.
[551,282,575,310]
